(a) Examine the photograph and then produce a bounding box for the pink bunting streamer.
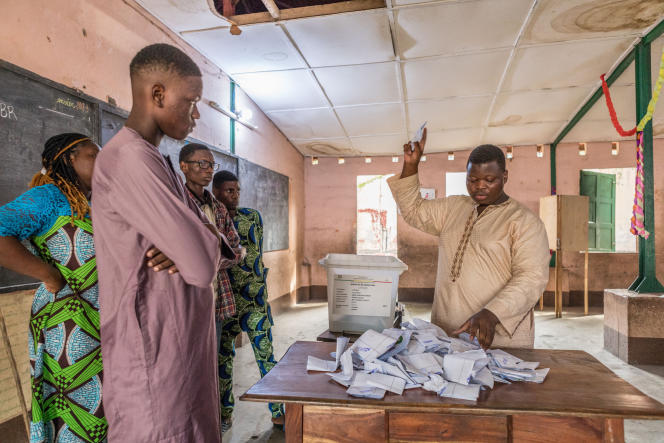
[630,132,649,239]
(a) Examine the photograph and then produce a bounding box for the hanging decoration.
[600,74,637,136]
[628,48,664,239]
[630,132,648,238]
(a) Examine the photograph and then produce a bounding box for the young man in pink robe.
[92,44,232,442]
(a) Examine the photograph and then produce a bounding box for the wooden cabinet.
[539,195,590,316]
[539,195,589,252]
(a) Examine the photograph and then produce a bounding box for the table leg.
[603,418,624,443]
[285,403,303,443]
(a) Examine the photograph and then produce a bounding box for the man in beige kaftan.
[388,131,549,348]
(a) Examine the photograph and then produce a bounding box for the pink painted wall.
[0,0,304,301]
[304,140,664,293]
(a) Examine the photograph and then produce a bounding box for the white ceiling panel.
[483,121,564,145]
[293,137,355,156]
[522,0,661,45]
[423,128,483,152]
[135,0,227,32]
[314,62,400,106]
[350,134,407,154]
[490,87,592,125]
[136,0,663,157]
[404,50,511,100]
[283,10,394,67]
[336,103,404,136]
[408,96,493,132]
[267,108,345,139]
[396,0,533,59]
[563,119,635,143]
[503,37,635,91]
[185,23,306,74]
[232,70,328,111]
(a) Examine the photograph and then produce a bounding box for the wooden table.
[241,341,664,442]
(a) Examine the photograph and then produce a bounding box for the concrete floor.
[225,302,664,443]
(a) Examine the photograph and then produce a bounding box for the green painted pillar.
[550,142,557,195]
[230,80,236,155]
[629,42,664,293]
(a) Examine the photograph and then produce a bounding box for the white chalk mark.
[38,105,74,119]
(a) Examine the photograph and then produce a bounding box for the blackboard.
[0,62,97,291]
[238,158,289,252]
[0,59,288,291]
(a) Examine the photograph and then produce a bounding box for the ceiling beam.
[228,0,385,26]
[260,0,280,19]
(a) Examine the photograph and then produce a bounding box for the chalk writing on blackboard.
[55,97,90,113]
[0,101,17,120]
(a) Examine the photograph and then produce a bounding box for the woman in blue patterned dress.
[0,133,107,442]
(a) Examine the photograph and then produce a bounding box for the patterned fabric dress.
[219,207,283,420]
[0,184,107,443]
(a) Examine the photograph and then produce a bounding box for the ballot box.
[319,254,407,334]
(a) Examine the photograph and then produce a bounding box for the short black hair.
[213,170,239,189]
[179,143,209,163]
[130,43,202,78]
[467,144,506,172]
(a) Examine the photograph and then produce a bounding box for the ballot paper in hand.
[351,329,397,362]
[410,121,427,151]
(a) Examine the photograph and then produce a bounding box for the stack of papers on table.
[306,319,549,401]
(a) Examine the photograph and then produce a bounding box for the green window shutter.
[580,171,616,252]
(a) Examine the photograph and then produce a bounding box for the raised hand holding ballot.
[402,127,427,178]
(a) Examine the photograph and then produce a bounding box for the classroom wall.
[303,139,664,301]
[0,0,304,424]
[0,0,304,301]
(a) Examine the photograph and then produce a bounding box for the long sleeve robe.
[92,127,222,442]
[388,173,550,348]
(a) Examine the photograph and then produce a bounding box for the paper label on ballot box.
[333,274,392,317]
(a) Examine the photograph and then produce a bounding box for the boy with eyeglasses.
[179,143,245,331]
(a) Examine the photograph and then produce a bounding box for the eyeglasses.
[185,160,219,171]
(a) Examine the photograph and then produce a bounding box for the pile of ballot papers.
[306,318,549,401]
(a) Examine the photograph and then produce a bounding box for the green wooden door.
[580,171,616,251]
